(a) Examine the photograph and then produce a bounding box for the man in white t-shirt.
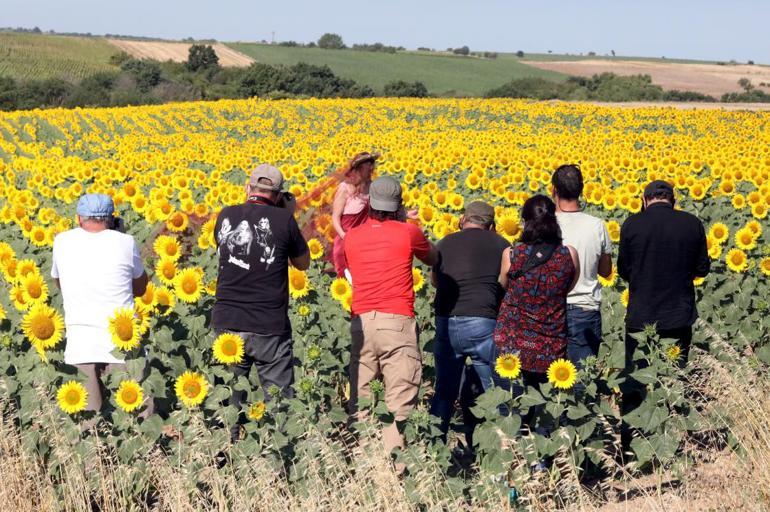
[51,193,151,418]
[552,165,613,368]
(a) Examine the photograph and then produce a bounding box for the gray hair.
[80,216,112,224]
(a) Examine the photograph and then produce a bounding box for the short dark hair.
[552,164,584,201]
[81,216,111,224]
[369,207,399,222]
[520,195,562,245]
[643,189,675,204]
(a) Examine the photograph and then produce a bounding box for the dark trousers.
[620,326,692,453]
[566,306,602,367]
[219,330,294,440]
[429,316,497,442]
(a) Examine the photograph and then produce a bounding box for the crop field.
[107,39,255,67]
[0,32,117,81]
[0,98,769,510]
[228,43,566,95]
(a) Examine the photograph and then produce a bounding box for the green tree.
[383,80,429,97]
[187,45,220,72]
[317,33,345,49]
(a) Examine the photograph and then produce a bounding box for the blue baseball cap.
[76,193,115,217]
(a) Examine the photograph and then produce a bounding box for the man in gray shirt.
[551,165,613,368]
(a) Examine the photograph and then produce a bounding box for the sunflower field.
[0,98,769,510]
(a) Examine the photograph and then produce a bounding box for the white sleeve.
[600,222,612,254]
[131,238,145,279]
[51,239,60,279]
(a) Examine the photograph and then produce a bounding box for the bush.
[383,80,429,97]
[721,89,770,103]
[109,52,133,66]
[237,62,374,99]
[485,77,569,100]
[483,52,498,59]
[317,33,345,50]
[187,45,220,73]
[120,59,162,92]
[452,46,470,56]
[662,90,716,102]
[64,72,119,108]
[515,50,525,58]
[352,43,398,54]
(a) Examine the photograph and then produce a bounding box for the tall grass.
[2,346,768,512]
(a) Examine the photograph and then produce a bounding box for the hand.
[406,208,419,220]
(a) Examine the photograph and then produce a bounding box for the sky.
[3,0,768,64]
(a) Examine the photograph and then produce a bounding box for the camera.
[276,191,297,214]
[108,217,126,233]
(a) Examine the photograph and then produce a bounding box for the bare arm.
[331,185,350,239]
[567,246,580,292]
[132,272,149,297]
[53,278,60,289]
[417,242,439,267]
[430,270,438,288]
[597,253,613,279]
[498,247,512,289]
[290,251,311,271]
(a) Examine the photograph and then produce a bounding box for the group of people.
[50,154,710,472]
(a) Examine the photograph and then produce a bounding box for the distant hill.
[0,32,117,81]
[227,43,566,96]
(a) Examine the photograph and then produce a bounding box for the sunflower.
[547,359,577,390]
[155,258,177,286]
[598,267,618,288]
[620,289,630,307]
[726,248,748,273]
[412,268,425,292]
[136,281,157,310]
[495,354,521,379]
[248,401,266,421]
[734,228,757,251]
[212,332,245,364]
[708,223,729,244]
[0,302,6,322]
[297,304,311,317]
[21,272,48,304]
[165,211,189,233]
[28,226,51,247]
[665,345,682,362]
[16,259,39,280]
[134,304,151,335]
[153,235,182,262]
[288,267,310,299]
[174,267,203,303]
[498,214,521,242]
[307,238,324,260]
[693,276,706,287]
[745,220,762,238]
[21,303,64,350]
[10,283,30,311]
[57,381,88,414]
[115,379,144,413]
[759,257,770,277]
[155,285,176,314]
[342,293,353,313]
[108,307,141,351]
[330,277,351,302]
[175,371,208,408]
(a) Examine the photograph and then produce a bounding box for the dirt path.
[524,59,770,97]
[107,39,254,67]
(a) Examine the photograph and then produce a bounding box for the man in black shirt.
[429,201,510,442]
[213,164,309,440]
[617,180,709,452]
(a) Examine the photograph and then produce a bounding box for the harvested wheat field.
[107,39,254,66]
[525,59,770,96]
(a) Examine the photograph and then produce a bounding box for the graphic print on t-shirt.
[217,216,276,270]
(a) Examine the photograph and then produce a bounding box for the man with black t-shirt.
[429,201,509,442]
[212,164,310,441]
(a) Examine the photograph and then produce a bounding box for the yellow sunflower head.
[136,281,157,310]
[153,235,182,262]
[495,354,521,380]
[21,272,49,304]
[288,267,310,299]
[155,258,178,285]
[760,257,770,277]
[708,223,729,243]
[108,307,141,351]
[174,267,203,303]
[734,228,757,251]
[726,248,748,273]
[175,371,208,408]
[412,267,425,293]
[547,359,578,390]
[212,332,245,365]
[247,401,266,421]
[330,277,351,302]
[307,238,324,260]
[620,289,630,307]
[665,345,682,362]
[57,381,88,414]
[22,303,64,350]
[115,379,144,413]
[165,211,189,233]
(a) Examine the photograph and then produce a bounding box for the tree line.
[1,44,769,111]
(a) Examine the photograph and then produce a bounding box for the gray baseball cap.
[463,201,495,226]
[369,176,402,212]
[250,164,284,191]
[76,193,114,217]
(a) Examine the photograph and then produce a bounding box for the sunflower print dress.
[494,244,575,373]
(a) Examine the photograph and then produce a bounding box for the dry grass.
[2,349,769,512]
[107,39,254,67]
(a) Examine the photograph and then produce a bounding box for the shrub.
[485,77,569,100]
[515,50,525,58]
[317,33,345,50]
[383,80,429,97]
[120,59,162,92]
[187,45,220,73]
[452,46,470,56]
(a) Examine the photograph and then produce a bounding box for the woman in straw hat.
[331,152,378,277]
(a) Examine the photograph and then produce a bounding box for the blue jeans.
[429,316,497,438]
[566,306,602,369]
